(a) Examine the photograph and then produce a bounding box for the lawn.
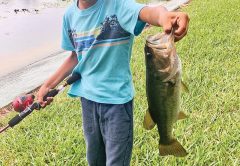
[0,0,239,165]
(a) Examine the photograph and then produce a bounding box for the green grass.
[1,0,240,165]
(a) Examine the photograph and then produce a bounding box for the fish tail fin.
[143,109,156,130]
[159,139,188,157]
[178,111,188,120]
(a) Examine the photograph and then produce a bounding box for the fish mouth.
[146,33,174,50]
[145,33,181,82]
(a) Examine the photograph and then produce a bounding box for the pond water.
[0,0,69,77]
[0,8,65,77]
[0,0,70,107]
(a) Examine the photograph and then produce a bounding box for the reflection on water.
[0,0,70,19]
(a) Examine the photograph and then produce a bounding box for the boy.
[37,0,189,165]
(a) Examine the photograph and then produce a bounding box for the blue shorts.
[80,97,133,166]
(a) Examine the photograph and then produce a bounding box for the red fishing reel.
[0,73,81,134]
[12,94,35,112]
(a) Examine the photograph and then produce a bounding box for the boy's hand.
[37,85,53,108]
[160,11,189,42]
[140,6,189,41]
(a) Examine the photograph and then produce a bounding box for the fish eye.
[165,80,175,86]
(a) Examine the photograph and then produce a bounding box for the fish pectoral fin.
[158,65,171,73]
[178,111,188,120]
[143,109,156,130]
[159,139,188,157]
[181,81,189,93]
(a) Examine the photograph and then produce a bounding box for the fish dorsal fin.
[181,81,189,92]
[143,109,156,130]
[178,111,188,120]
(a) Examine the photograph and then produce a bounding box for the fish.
[143,32,188,157]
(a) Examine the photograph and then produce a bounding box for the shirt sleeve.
[61,14,75,51]
[116,0,146,36]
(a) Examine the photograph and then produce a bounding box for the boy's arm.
[139,5,189,41]
[37,51,78,107]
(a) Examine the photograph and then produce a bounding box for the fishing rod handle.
[42,73,81,101]
[8,103,39,127]
[43,89,59,101]
[8,111,28,127]
[66,73,81,85]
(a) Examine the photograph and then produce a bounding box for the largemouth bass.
[143,32,188,157]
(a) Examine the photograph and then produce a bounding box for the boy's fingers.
[174,21,187,36]
[46,97,53,105]
[161,12,173,34]
[37,95,44,106]
[37,94,47,108]
[163,21,172,34]
[174,30,187,42]
[39,101,47,108]
[174,13,189,37]
[38,97,53,109]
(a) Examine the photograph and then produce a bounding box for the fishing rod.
[0,73,81,134]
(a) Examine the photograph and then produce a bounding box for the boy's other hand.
[37,85,53,109]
